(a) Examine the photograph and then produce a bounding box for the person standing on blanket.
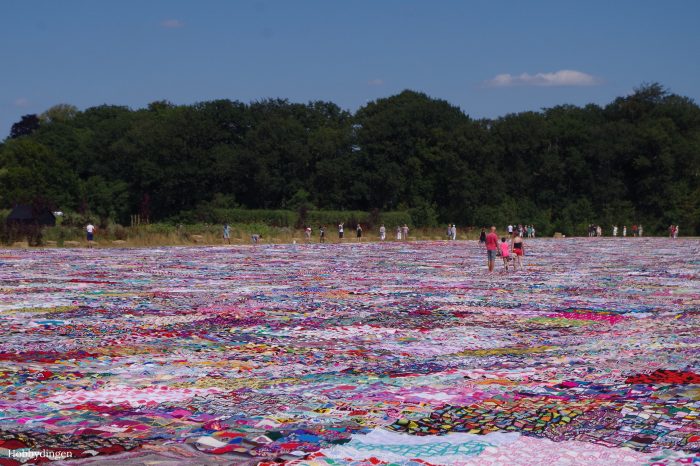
[85,223,97,248]
[500,237,511,272]
[223,223,231,244]
[485,226,499,273]
[86,222,96,248]
[512,234,524,272]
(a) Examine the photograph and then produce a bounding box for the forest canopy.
[1,83,699,235]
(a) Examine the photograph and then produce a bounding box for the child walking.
[500,237,511,272]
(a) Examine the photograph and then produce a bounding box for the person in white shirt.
[507,224,514,237]
[86,223,96,248]
[379,224,386,241]
[338,223,344,240]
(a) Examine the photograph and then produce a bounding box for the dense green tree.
[10,114,40,139]
[1,84,698,235]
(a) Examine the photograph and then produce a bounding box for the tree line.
[1,83,699,235]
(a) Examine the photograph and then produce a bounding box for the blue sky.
[1,0,699,137]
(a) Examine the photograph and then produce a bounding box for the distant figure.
[485,226,499,273]
[613,225,618,237]
[401,224,409,241]
[500,237,510,272]
[86,223,96,248]
[596,225,602,237]
[305,226,312,242]
[251,234,261,244]
[479,227,487,244]
[446,224,452,240]
[638,224,643,237]
[451,224,457,240]
[507,224,514,236]
[223,223,231,244]
[632,224,638,237]
[532,225,536,238]
[379,224,386,241]
[512,234,524,271]
[356,223,363,241]
[674,225,679,238]
[338,223,344,240]
[319,226,326,243]
[396,226,402,240]
[622,226,627,237]
[669,225,675,238]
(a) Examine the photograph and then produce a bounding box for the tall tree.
[10,114,40,139]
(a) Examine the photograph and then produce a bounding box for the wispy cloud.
[161,19,184,29]
[367,78,384,86]
[14,98,30,108]
[485,70,600,87]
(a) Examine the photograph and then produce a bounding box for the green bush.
[0,223,43,246]
[305,210,368,228]
[60,211,92,228]
[185,208,297,227]
[113,224,128,240]
[409,201,439,227]
[379,211,412,228]
[42,226,82,243]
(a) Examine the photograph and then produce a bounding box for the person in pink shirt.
[500,237,511,272]
[485,226,499,272]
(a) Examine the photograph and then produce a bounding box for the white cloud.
[161,19,184,29]
[485,70,599,87]
[14,98,30,108]
[367,78,384,86]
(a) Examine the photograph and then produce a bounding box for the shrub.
[408,201,439,227]
[379,211,412,228]
[306,210,368,228]
[113,224,128,240]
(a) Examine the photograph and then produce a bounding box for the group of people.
[446,224,457,240]
[610,224,643,237]
[588,224,603,237]
[316,223,411,242]
[481,226,525,272]
[669,225,680,238]
[504,224,536,238]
